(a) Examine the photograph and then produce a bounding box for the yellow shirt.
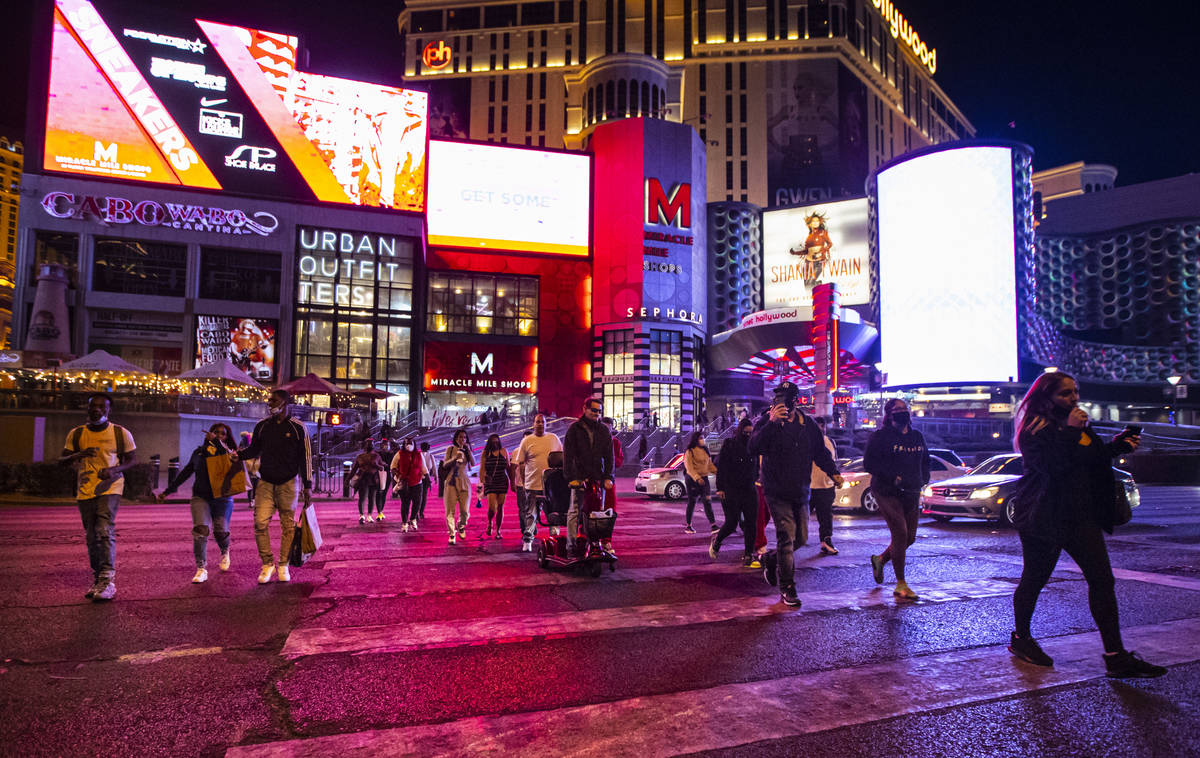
[65,424,136,500]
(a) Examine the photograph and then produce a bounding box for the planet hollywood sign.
[40,192,280,236]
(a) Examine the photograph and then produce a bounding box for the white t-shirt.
[811,434,837,489]
[515,432,563,491]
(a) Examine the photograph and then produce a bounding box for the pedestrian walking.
[480,433,511,539]
[683,431,717,533]
[235,389,313,584]
[637,434,648,463]
[389,436,425,531]
[375,436,396,518]
[1007,371,1166,678]
[563,397,615,551]
[240,430,260,511]
[443,429,474,544]
[418,441,436,520]
[156,423,238,583]
[60,393,137,602]
[711,418,759,566]
[864,398,929,600]
[514,413,563,552]
[348,440,386,524]
[749,381,842,607]
[811,416,839,556]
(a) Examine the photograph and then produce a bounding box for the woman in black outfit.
[481,433,511,539]
[711,418,759,566]
[864,398,929,600]
[1008,371,1165,678]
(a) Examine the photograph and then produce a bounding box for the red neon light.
[645,178,691,228]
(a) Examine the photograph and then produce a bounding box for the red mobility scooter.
[535,451,617,577]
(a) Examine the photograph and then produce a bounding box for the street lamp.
[1167,375,1182,425]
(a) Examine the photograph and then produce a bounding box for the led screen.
[44,0,427,211]
[876,146,1017,387]
[424,341,537,394]
[426,140,591,256]
[763,197,869,310]
[196,315,277,381]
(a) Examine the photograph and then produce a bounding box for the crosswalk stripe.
[234,616,1200,758]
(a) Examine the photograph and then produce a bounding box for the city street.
[2,482,1200,757]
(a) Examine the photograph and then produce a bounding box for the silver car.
[634,453,717,500]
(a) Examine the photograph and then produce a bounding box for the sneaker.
[1009,632,1054,667]
[603,541,616,555]
[376,513,386,521]
[748,557,762,569]
[684,523,696,534]
[741,555,754,568]
[277,564,290,583]
[449,534,456,545]
[218,552,231,572]
[522,540,532,552]
[763,551,778,587]
[708,532,721,559]
[359,516,366,524]
[820,539,838,556]
[495,532,502,540]
[84,577,101,599]
[457,528,467,539]
[893,581,918,600]
[401,523,410,533]
[1105,650,1167,679]
[870,554,885,585]
[486,526,492,536]
[258,564,275,584]
[780,588,801,607]
[92,581,116,602]
[192,567,209,584]
[710,522,720,532]
[408,520,418,531]
[365,515,374,523]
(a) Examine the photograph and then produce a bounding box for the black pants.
[1014,520,1123,653]
[398,485,417,522]
[810,487,835,543]
[685,478,715,527]
[715,485,757,557]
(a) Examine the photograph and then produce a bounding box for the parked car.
[634,453,717,500]
[928,448,965,467]
[919,453,1140,525]
[836,455,969,513]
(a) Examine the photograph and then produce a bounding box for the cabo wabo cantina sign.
[41,191,279,235]
[297,227,409,310]
[424,341,536,394]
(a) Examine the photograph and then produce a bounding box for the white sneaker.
[408,520,418,531]
[359,516,365,524]
[218,552,231,571]
[402,523,410,533]
[522,540,532,552]
[192,567,208,583]
[277,564,291,582]
[365,515,374,523]
[257,564,275,584]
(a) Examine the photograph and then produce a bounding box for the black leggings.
[686,478,715,526]
[715,485,757,557]
[1013,520,1123,653]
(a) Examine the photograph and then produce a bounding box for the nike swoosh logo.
[200,97,228,107]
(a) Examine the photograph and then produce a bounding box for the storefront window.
[93,238,186,297]
[33,231,78,286]
[427,271,538,336]
[294,317,333,378]
[199,247,281,303]
[649,382,680,430]
[603,329,634,375]
[604,382,634,429]
[649,329,681,376]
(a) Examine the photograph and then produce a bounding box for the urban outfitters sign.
[296,227,412,311]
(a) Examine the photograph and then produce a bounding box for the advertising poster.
[44,0,427,211]
[765,60,868,208]
[763,197,869,309]
[195,315,277,381]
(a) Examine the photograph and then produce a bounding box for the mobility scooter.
[535,451,617,577]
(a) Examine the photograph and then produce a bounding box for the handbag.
[205,453,249,498]
[289,502,324,567]
[1113,480,1133,527]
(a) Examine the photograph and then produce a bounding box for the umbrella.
[353,387,395,399]
[278,372,347,396]
[177,358,266,398]
[60,349,150,374]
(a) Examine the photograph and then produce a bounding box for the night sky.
[2,0,1196,187]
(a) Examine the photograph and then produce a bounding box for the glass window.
[199,247,280,303]
[410,10,443,32]
[33,231,78,286]
[294,317,333,378]
[484,4,517,27]
[604,382,634,430]
[93,238,186,297]
[446,7,481,30]
[603,329,635,375]
[649,382,681,430]
[522,1,555,24]
[335,321,374,381]
[649,329,681,376]
[296,229,414,316]
[427,270,538,337]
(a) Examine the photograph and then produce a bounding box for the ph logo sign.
[470,352,494,375]
[422,41,452,70]
[645,179,690,228]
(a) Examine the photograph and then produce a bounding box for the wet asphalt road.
[1,483,1198,757]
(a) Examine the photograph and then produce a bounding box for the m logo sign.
[94,141,118,162]
[645,179,690,228]
[470,352,494,375]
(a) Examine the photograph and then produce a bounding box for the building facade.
[0,137,22,348]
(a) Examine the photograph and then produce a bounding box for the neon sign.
[872,0,937,74]
[422,41,452,70]
[41,191,279,236]
[645,179,691,228]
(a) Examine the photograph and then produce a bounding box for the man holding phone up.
[750,382,843,607]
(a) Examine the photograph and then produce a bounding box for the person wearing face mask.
[60,393,137,602]
[1007,371,1165,678]
[418,441,436,521]
[390,436,425,531]
[235,389,312,584]
[443,429,475,544]
[863,398,929,600]
[683,431,718,534]
[349,440,386,525]
[712,418,759,565]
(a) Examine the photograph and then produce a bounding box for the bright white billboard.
[426,140,591,256]
[763,197,868,309]
[876,146,1018,387]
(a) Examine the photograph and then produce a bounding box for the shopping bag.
[206,453,249,498]
[289,502,323,566]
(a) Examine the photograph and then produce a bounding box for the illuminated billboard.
[875,145,1018,387]
[426,140,591,256]
[44,0,427,211]
[763,197,868,310]
[196,315,277,381]
[424,341,537,394]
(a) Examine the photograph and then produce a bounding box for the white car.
[835,455,969,514]
[634,453,717,500]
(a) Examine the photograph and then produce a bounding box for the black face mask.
[891,411,911,427]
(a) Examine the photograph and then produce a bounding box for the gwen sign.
[425,140,591,256]
[424,341,537,394]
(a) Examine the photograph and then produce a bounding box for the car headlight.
[969,486,999,500]
[840,480,859,489]
[921,485,933,498]
[647,473,663,480]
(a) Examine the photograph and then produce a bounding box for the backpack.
[70,423,129,457]
[437,459,453,485]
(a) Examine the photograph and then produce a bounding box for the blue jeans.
[765,488,811,592]
[191,496,234,568]
[78,494,120,580]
